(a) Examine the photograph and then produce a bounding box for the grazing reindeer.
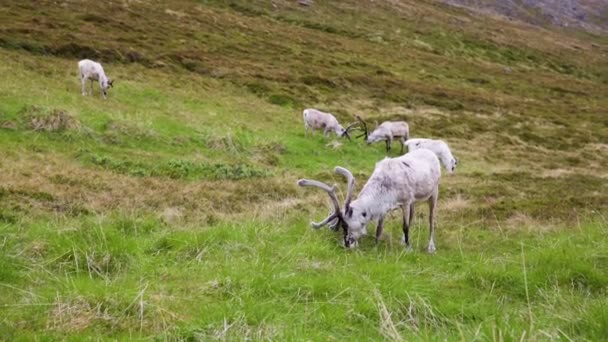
[405,138,458,174]
[357,116,410,153]
[303,108,358,139]
[78,59,114,99]
[298,148,441,252]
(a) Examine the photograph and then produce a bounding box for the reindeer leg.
[427,188,438,253]
[385,139,391,153]
[400,138,405,154]
[402,204,412,250]
[409,203,415,228]
[375,216,384,244]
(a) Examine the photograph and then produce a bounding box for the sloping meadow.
[0,0,607,339]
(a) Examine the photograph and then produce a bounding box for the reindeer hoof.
[400,238,413,252]
[427,243,436,254]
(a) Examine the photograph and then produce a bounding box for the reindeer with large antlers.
[356,116,410,153]
[298,148,441,252]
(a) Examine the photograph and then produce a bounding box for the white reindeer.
[298,148,441,252]
[357,116,410,153]
[303,108,358,139]
[405,138,458,174]
[78,59,114,99]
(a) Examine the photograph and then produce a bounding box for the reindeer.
[303,108,359,139]
[78,59,114,99]
[298,148,441,252]
[405,138,458,174]
[357,116,410,153]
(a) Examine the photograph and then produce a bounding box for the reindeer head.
[355,117,392,145]
[102,79,114,98]
[365,122,389,145]
[448,156,459,174]
[298,167,372,248]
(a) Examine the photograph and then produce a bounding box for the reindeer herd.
[299,108,458,252]
[77,58,456,253]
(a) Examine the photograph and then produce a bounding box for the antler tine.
[344,122,359,132]
[355,115,368,140]
[334,167,355,210]
[297,179,343,228]
[311,213,338,229]
[328,217,341,231]
[341,122,359,141]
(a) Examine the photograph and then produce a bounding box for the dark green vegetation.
[0,0,607,340]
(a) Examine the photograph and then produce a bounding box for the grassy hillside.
[0,0,607,340]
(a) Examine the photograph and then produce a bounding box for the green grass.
[1,215,607,340]
[0,0,607,339]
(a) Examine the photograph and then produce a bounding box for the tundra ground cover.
[0,0,607,340]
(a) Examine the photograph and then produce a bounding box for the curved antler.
[334,167,355,210]
[341,122,360,140]
[297,179,344,229]
[310,212,338,229]
[328,217,341,231]
[355,115,368,140]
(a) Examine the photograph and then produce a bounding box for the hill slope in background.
[0,0,607,339]
[444,0,608,33]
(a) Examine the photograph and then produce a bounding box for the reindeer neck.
[353,185,400,219]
